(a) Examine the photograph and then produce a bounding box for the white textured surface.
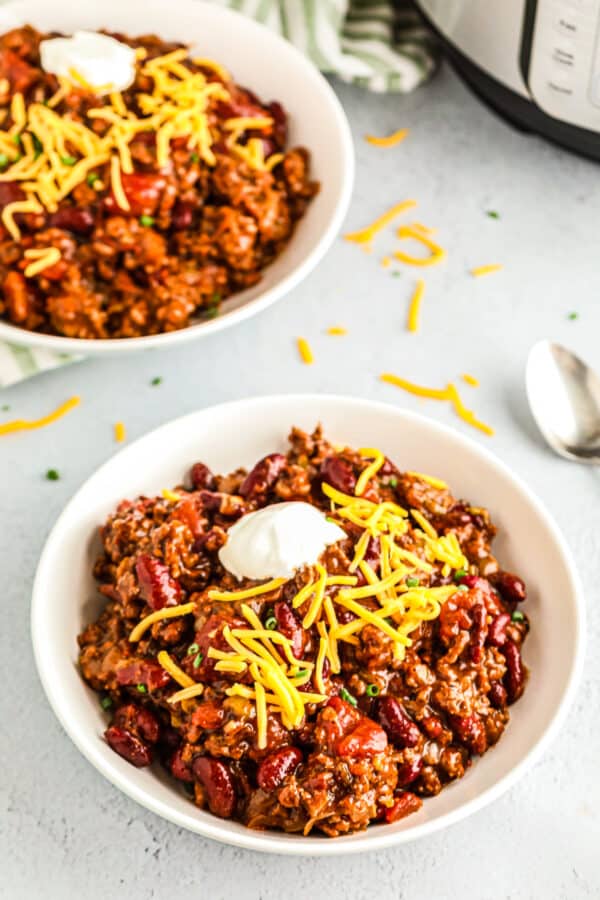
[1,65,599,898]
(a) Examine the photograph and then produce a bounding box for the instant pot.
[413,0,600,160]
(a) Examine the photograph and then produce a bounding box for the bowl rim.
[0,0,354,355]
[31,393,586,855]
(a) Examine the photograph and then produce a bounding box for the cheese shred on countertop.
[114,421,126,443]
[407,279,425,333]
[0,395,80,436]
[471,264,503,277]
[344,199,417,246]
[297,337,314,365]
[364,128,409,148]
[380,373,494,436]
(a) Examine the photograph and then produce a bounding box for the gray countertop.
[1,64,599,900]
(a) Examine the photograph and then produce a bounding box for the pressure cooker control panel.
[527,0,600,127]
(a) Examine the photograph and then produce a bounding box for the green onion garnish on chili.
[61,154,76,166]
[388,476,398,487]
[87,172,99,186]
[406,576,419,588]
[193,652,203,668]
[340,687,358,707]
[100,696,113,710]
[140,215,155,227]
[366,684,380,697]
[264,615,277,630]
[454,568,467,581]
[511,611,525,622]
[136,683,147,693]
[187,642,199,656]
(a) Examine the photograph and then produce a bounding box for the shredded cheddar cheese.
[471,264,503,277]
[380,373,494,436]
[394,226,446,267]
[162,489,181,502]
[355,447,385,496]
[128,602,195,642]
[326,326,347,336]
[344,199,417,247]
[114,421,126,443]
[297,337,314,365]
[208,578,287,602]
[381,256,391,268]
[23,246,61,277]
[157,650,195,688]
[407,278,425,332]
[168,683,205,704]
[462,373,480,387]
[0,395,80,436]
[364,128,409,148]
[254,680,268,749]
[407,472,448,490]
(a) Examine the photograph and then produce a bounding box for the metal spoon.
[526,340,600,463]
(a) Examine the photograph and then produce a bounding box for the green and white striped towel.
[0,0,437,387]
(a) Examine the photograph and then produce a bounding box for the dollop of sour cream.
[219,502,346,581]
[40,31,137,94]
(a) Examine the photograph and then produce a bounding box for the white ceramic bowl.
[32,395,585,855]
[0,0,353,355]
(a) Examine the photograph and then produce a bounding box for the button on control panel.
[528,0,600,128]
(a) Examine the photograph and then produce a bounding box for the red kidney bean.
[487,612,511,648]
[321,696,361,751]
[320,456,356,494]
[49,206,94,234]
[0,181,24,210]
[116,660,171,691]
[274,601,305,659]
[190,462,215,490]
[377,696,421,749]
[469,603,488,663]
[171,201,194,231]
[502,639,525,703]
[113,703,160,744]
[491,571,527,604]
[267,100,287,148]
[396,757,423,787]
[135,554,182,610]
[449,714,487,755]
[170,748,193,782]
[257,746,303,791]
[239,453,286,499]
[488,681,507,709]
[105,725,153,767]
[337,719,388,759]
[381,791,422,824]
[192,756,236,818]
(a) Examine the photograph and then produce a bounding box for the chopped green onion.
[567,312,578,321]
[12,133,21,146]
[45,469,60,481]
[457,584,469,592]
[204,306,219,319]
[325,516,337,524]
[406,576,419,588]
[87,172,99,186]
[150,376,163,386]
[136,683,147,693]
[486,210,500,219]
[391,271,401,278]
[139,215,155,227]
[2,404,10,411]
[294,669,309,679]
[32,134,43,158]
[187,642,200,656]
[388,476,398,488]
[190,152,199,163]
[264,614,277,630]
[511,610,525,622]
[454,568,467,582]
[193,652,203,669]
[210,292,221,305]
[12,153,21,163]
[100,696,113,710]
[61,154,76,166]
[340,687,358,707]
[0,153,8,169]
[366,683,380,697]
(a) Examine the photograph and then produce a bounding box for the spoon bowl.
[526,341,600,462]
